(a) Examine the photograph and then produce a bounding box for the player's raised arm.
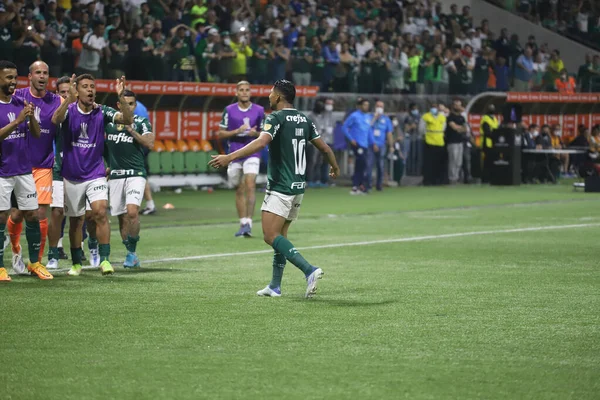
[0,102,32,141]
[25,100,41,138]
[51,74,77,125]
[113,76,134,125]
[127,120,155,149]
[209,133,272,169]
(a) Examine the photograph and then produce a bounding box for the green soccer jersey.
[262,108,320,196]
[104,116,152,179]
[53,129,63,181]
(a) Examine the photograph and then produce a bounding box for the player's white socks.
[240,218,253,227]
[146,200,155,210]
[58,238,63,248]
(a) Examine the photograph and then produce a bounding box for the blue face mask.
[430,107,438,115]
[411,109,419,117]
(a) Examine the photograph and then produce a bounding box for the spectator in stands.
[38,15,64,78]
[269,38,289,83]
[514,45,534,91]
[77,21,107,77]
[250,36,269,84]
[577,54,594,92]
[537,124,553,149]
[494,56,510,91]
[590,55,600,91]
[230,30,253,82]
[472,48,491,94]
[555,69,577,94]
[546,49,565,88]
[291,34,313,109]
[322,39,340,92]
[107,28,127,79]
[127,27,153,81]
[216,31,236,83]
[170,24,196,82]
[531,53,547,91]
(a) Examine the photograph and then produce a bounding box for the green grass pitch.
[1,183,599,399]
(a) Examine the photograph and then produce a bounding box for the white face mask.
[532,130,539,137]
[392,119,399,127]
[224,38,231,46]
[554,130,562,136]
[375,107,384,115]
[324,104,333,112]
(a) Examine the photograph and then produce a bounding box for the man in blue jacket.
[343,98,372,195]
[367,100,394,191]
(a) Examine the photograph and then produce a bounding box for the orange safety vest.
[555,77,576,94]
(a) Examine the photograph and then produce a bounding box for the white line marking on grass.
[143,223,600,265]
[27,223,599,275]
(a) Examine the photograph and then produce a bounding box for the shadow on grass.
[291,298,398,307]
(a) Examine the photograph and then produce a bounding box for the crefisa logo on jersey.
[286,115,307,123]
[108,132,134,144]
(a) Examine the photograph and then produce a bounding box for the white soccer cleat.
[89,248,100,268]
[305,268,324,298]
[12,247,26,275]
[46,258,59,270]
[256,286,282,297]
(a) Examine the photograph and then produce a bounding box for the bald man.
[7,61,63,273]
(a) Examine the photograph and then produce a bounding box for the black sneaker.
[57,247,69,260]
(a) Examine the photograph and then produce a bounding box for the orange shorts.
[32,168,53,205]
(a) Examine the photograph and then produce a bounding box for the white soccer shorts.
[109,177,146,216]
[261,190,304,221]
[64,177,108,217]
[51,180,64,208]
[227,157,260,187]
[0,174,38,211]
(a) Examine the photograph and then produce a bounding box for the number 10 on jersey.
[292,138,306,175]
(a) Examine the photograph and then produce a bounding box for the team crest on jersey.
[80,122,89,140]
[264,123,272,130]
[7,112,15,123]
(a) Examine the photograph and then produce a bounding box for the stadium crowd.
[1,0,599,94]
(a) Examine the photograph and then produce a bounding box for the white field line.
[33,223,599,275]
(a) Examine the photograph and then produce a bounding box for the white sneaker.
[305,268,324,298]
[12,247,26,275]
[256,286,282,297]
[46,258,59,270]
[89,248,100,268]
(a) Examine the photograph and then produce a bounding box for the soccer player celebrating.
[210,80,340,298]
[0,60,53,281]
[105,90,154,268]
[51,74,133,276]
[218,81,265,237]
[47,76,95,269]
[5,62,62,274]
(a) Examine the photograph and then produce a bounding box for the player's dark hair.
[75,73,95,86]
[122,89,136,98]
[56,75,71,86]
[273,79,295,104]
[0,60,17,70]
